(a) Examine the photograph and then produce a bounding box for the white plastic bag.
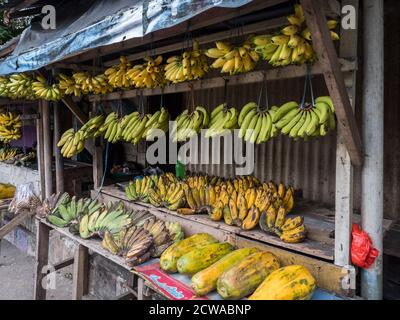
[8,182,41,214]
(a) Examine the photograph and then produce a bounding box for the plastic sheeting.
[0,0,252,75]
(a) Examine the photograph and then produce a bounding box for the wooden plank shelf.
[97,185,335,260]
[87,59,356,102]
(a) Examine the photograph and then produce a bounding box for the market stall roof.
[0,0,256,75]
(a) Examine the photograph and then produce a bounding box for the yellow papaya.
[217,251,280,299]
[160,233,218,273]
[248,265,316,300]
[191,247,259,296]
[177,242,234,275]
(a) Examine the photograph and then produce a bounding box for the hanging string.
[223,78,229,111]
[139,90,145,116]
[257,71,269,112]
[160,88,164,109]
[300,64,315,109]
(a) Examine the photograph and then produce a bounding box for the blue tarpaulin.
[0,0,253,75]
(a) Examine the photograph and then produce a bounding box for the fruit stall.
[0,0,389,300]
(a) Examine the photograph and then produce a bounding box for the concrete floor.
[0,239,75,300]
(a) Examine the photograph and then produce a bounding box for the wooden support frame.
[33,220,50,300]
[91,101,104,190]
[42,100,53,198]
[334,0,359,267]
[72,244,89,300]
[300,0,363,166]
[53,101,64,193]
[0,210,32,239]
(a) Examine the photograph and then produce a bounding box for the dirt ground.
[0,239,85,300]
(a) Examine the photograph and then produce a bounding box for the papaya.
[160,233,218,273]
[217,251,280,299]
[248,265,316,300]
[177,242,234,275]
[191,247,259,296]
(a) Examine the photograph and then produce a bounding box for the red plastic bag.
[351,224,379,269]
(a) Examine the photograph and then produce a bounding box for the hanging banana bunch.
[205,41,259,75]
[205,103,238,138]
[105,56,131,89]
[57,129,85,158]
[237,103,280,144]
[0,76,10,98]
[252,4,339,66]
[0,111,22,142]
[165,40,209,83]
[2,73,35,100]
[32,75,63,101]
[126,55,165,89]
[272,96,336,140]
[58,73,83,97]
[171,106,209,142]
[72,72,112,95]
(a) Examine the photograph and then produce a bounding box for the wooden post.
[42,100,53,198]
[300,0,363,166]
[91,101,104,190]
[34,220,50,300]
[53,102,64,193]
[36,101,46,199]
[72,244,89,300]
[361,0,384,300]
[334,0,358,267]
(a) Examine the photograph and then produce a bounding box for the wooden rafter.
[300,0,363,166]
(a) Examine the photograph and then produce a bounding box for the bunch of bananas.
[208,181,294,231]
[102,225,154,266]
[253,4,339,66]
[32,75,62,101]
[47,196,103,228]
[126,56,165,88]
[96,112,125,143]
[273,96,335,140]
[78,201,132,239]
[205,103,238,138]
[57,129,85,158]
[105,56,131,89]
[238,102,279,144]
[172,106,209,142]
[260,212,306,244]
[0,147,21,161]
[147,176,186,211]
[79,114,105,139]
[36,192,70,218]
[206,41,259,75]
[0,73,35,99]
[0,112,22,142]
[165,41,209,83]
[71,72,111,95]
[125,175,158,203]
[58,73,83,96]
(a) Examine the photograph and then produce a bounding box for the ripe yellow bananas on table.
[206,41,259,75]
[171,106,209,142]
[127,55,166,88]
[165,41,209,83]
[32,75,63,101]
[238,102,279,144]
[272,96,336,140]
[205,103,238,138]
[0,111,22,142]
[253,4,339,66]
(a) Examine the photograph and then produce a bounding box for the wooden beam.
[36,103,46,199]
[42,100,53,198]
[91,102,104,189]
[72,244,89,300]
[300,0,363,166]
[0,210,32,239]
[53,102,64,193]
[64,0,288,64]
[89,59,356,102]
[54,257,74,271]
[334,0,358,267]
[34,220,50,300]
[61,97,88,125]
[103,17,287,67]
